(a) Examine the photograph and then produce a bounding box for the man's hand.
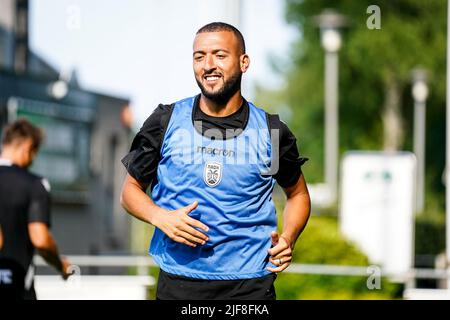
[152,201,209,248]
[267,231,292,273]
[121,175,210,248]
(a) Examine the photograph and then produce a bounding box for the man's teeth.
[206,76,220,81]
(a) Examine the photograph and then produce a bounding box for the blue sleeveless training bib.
[149,95,277,280]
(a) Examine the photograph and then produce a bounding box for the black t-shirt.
[122,95,308,188]
[0,161,51,272]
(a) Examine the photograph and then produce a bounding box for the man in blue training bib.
[121,22,311,300]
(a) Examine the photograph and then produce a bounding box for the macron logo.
[196,146,236,158]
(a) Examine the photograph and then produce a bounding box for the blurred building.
[0,0,132,256]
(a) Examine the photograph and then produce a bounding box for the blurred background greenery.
[255,0,445,208]
[254,0,446,290]
[272,195,403,300]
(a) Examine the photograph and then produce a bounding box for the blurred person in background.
[121,22,310,300]
[0,119,71,300]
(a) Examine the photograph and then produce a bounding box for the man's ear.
[20,139,34,163]
[240,54,250,73]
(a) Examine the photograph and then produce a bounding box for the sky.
[29,0,298,128]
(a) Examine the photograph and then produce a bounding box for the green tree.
[255,0,446,212]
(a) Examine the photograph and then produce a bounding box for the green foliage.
[254,0,446,216]
[275,214,402,299]
[148,266,160,300]
[290,215,368,265]
[275,274,401,300]
[415,212,446,256]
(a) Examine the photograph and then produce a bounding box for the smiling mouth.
[204,75,222,84]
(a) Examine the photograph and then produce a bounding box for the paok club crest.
[203,161,222,187]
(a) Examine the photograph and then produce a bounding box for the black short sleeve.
[28,178,51,226]
[121,104,174,184]
[269,115,308,188]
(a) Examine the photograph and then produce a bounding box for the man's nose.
[203,54,216,71]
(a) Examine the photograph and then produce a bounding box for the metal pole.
[325,51,339,203]
[446,0,450,288]
[413,100,426,213]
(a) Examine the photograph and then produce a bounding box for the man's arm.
[27,178,71,279]
[280,173,311,248]
[120,174,209,247]
[120,104,209,247]
[28,222,71,279]
[267,174,311,273]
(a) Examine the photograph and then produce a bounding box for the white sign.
[340,151,416,277]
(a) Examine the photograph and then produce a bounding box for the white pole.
[413,99,426,213]
[446,0,450,288]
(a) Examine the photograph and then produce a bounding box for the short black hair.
[196,22,246,54]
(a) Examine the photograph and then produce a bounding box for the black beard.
[196,72,242,105]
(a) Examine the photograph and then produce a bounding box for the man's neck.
[0,150,19,167]
[199,91,243,117]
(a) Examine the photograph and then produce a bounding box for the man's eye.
[216,55,226,59]
[194,56,204,61]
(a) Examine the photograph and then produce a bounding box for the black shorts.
[156,269,277,300]
[23,284,37,300]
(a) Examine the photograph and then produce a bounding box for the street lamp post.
[314,9,347,204]
[411,69,429,214]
